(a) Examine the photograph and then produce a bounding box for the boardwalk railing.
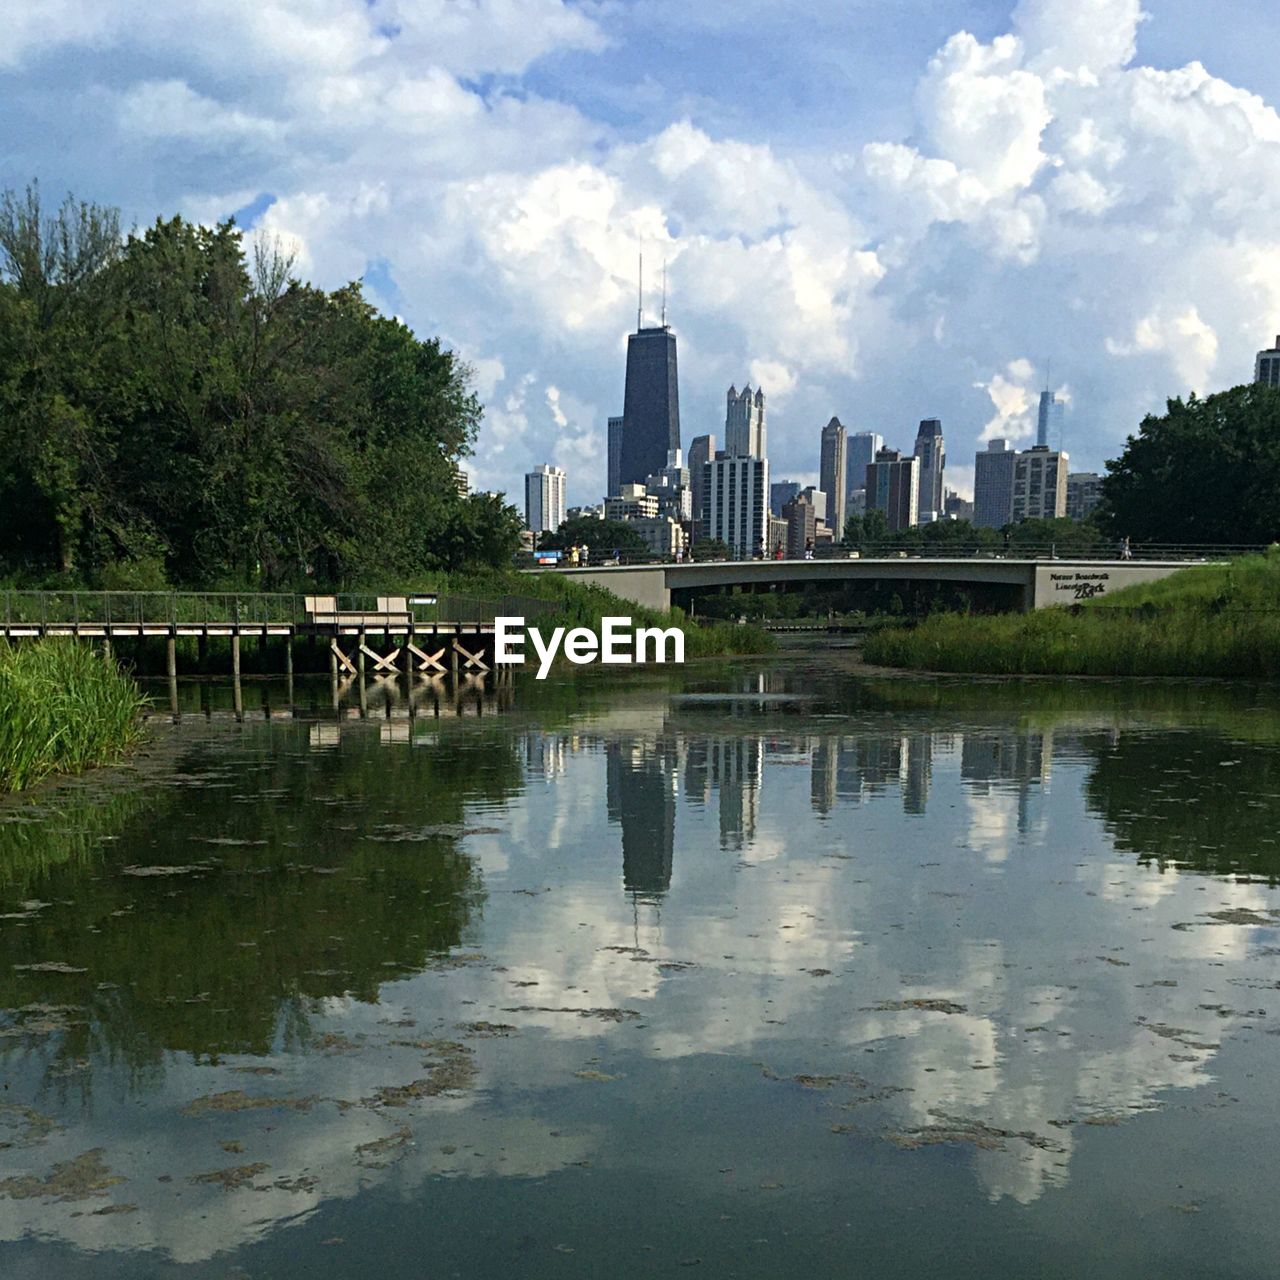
[0,590,554,630]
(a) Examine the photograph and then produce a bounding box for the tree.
[691,537,731,561]
[0,186,493,587]
[541,517,645,554]
[1102,384,1280,544]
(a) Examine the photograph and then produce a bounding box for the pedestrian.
[774,544,784,560]
[580,544,590,567]
[569,544,579,567]
[1120,536,1132,560]
[804,537,814,561]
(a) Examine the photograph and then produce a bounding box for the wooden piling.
[231,633,243,720]
[167,630,178,719]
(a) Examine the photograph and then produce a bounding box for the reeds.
[0,640,148,791]
[863,555,1280,678]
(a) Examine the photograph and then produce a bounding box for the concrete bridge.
[552,557,1212,613]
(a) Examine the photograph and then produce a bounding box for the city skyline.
[12,2,1280,511]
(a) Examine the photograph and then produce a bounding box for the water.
[3,658,1280,1277]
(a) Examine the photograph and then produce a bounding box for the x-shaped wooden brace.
[454,640,490,673]
[360,642,401,673]
[330,640,357,676]
[407,640,446,675]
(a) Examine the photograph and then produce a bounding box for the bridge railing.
[0,591,303,627]
[539,542,1268,567]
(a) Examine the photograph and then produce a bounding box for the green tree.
[542,517,646,555]
[1102,384,1280,544]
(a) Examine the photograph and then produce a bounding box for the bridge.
[551,555,1221,612]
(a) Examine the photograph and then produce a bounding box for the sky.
[4,0,1280,505]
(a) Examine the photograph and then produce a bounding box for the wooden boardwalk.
[0,589,541,719]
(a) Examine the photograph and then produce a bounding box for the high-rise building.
[800,486,827,525]
[820,417,847,537]
[1036,390,1064,449]
[725,384,766,458]
[525,464,566,534]
[973,438,1016,529]
[781,494,816,559]
[865,448,919,532]
[645,450,692,522]
[770,481,801,515]
[943,489,974,522]
[846,432,883,508]
[913,418,945,523]
[1255,336,1280,388]
[604,484,659,522]
[606,415,624,497]
[702,454,769,557]
[688,434,714,527]
[620,326,681,487]
[1067,471,1104,521]
[1011,446,1069,521]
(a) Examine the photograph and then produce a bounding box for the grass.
[0,640,149,791]
[405,568,776,659]
[862,554,1280,677]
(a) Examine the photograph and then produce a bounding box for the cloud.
[7,0,1280,501]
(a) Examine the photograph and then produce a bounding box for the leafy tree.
[541,517,645,554]
[1102,384,1280,544]
[0,186,505,587]
[691,537,731,561]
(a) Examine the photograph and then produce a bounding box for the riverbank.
[863,554,1280,677]
[0,641,148,791]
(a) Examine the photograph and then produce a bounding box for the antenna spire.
[637,252,643,331]
[661,259,667,327]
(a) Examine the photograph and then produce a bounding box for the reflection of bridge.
[553,557,1217,612]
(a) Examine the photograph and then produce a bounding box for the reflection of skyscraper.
[960,730,1052,835]
[903,733,932,815]
[708,737,762,849]
[606,740,675,897]
[811,739,837,814]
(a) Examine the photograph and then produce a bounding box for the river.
[2,656,1279,1277]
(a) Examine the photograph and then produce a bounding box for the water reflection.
[2,669,1280,1272]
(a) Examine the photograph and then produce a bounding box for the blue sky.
[4,0,1280,504]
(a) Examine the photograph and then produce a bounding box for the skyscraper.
[770,481,801,515]
[913,418,945,524]
[846,431,883,508]
[1036,390,1064,449]
[1066,472,1104,521]
[865,448,919,532]
[725,384,766,458]
[1011,446,1068,521]
[606,415,623,497]
[820,417,847,536]
[702,455,769,556]
[525,464,566,534]
[973,439,1016,529]
[1255,336,1280,388]
[620,326,680,487]
[688,433,714,527]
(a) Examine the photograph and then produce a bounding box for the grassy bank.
[0,641,148,791]
[862,555,1280,677]
[409,569,775,659]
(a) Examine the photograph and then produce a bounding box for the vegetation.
[0,184,522,590]
[1101,382,1280,544]
[419,567,774,658]
[540,517,646,555]
[839,511,1109,555]
[0,640,147,790]
[863,553,1280,677]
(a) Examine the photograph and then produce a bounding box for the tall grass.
[0,641,148,791]
[863,555,1280,677]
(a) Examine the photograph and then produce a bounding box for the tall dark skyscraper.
[619,326,681,487]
